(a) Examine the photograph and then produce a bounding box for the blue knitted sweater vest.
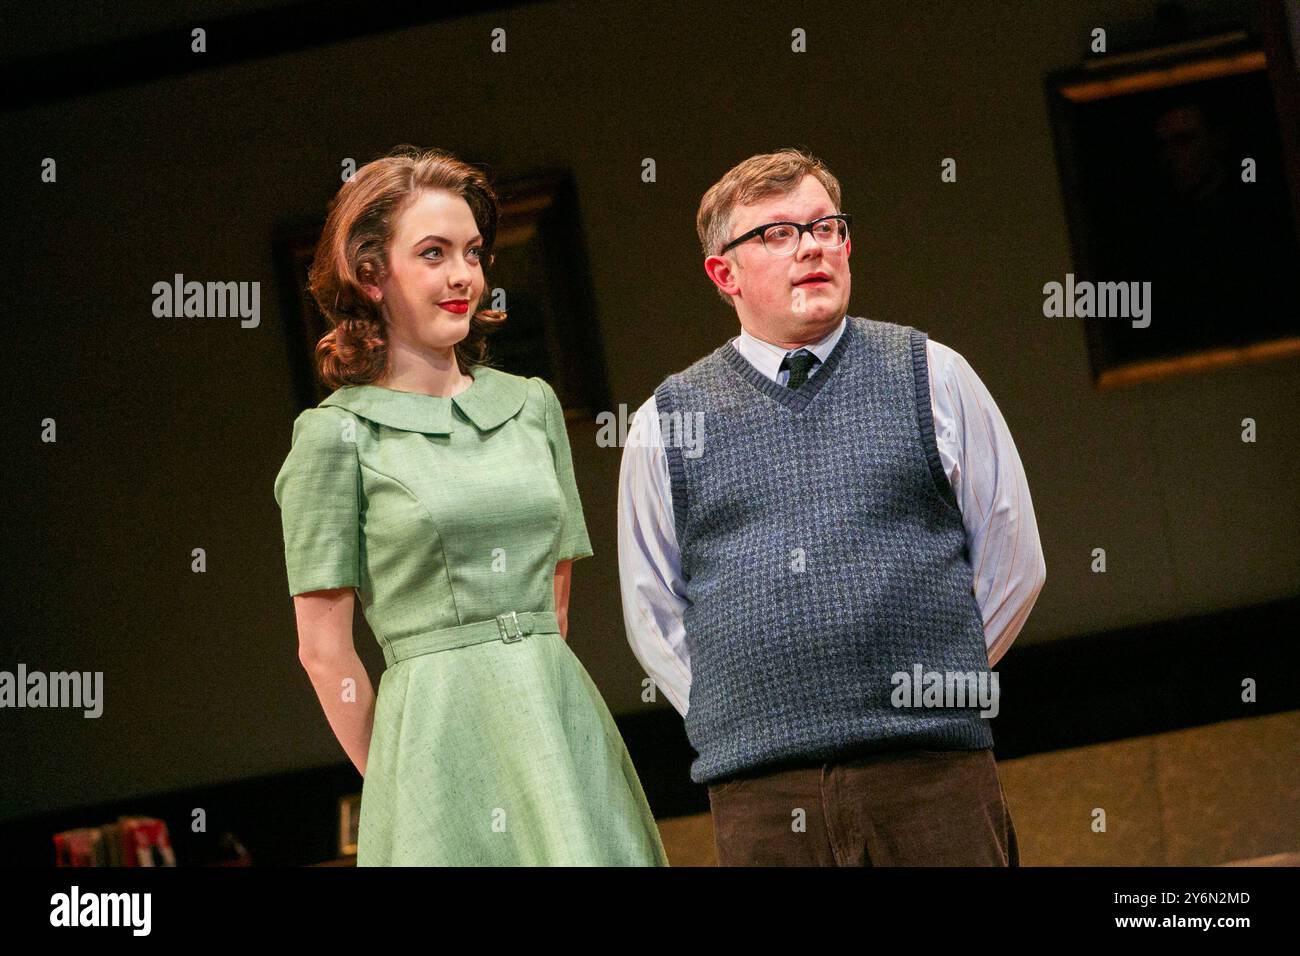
[655,316,994,785]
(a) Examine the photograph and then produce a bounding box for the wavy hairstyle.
[308,145,507,389]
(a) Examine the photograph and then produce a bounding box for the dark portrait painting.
[1048,36,1300,388]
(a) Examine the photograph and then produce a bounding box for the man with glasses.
[617,148,1046,865]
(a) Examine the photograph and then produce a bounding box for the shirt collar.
[732,315,847,383]
[318,365,528,434]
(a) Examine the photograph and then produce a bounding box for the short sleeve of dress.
[272,406,362,596]
[536,377,594,563]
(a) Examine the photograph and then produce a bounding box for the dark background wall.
[3,0,1297,831]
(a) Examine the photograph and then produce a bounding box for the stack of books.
[54,816,176,866]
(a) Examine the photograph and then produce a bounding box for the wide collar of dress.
[318,365,528,435]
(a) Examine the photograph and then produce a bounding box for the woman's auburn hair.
[308,144,507,389]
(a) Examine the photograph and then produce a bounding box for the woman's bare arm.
[293,587,376,776]
[553,559,573,640]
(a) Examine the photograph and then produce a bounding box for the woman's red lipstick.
[439,300,470,314]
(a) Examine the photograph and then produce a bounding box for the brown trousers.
[707,747,1019,866]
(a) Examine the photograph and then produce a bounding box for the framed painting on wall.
[1046,29,1300,389]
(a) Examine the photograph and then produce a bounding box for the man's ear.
[845,236,852,258]
[704,254,740,299]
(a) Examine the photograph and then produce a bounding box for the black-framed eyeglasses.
[720,214,852,256]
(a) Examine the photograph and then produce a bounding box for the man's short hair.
[696,148,843,307]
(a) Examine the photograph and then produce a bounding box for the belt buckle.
[496,611,523,643]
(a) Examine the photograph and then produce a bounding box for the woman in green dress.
[273,145,668,866]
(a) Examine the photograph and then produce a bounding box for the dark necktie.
[781,349,819,389]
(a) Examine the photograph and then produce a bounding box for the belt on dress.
[382,611,560,667]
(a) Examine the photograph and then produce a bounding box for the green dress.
[273,366,668,866]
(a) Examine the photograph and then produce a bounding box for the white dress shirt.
[616,315,1046,717]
